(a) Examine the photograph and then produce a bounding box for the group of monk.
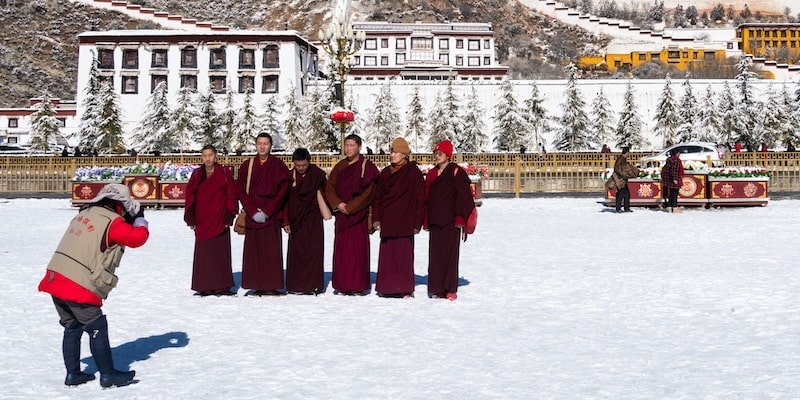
[183,132,475,300]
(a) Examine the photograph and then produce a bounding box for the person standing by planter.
[282,148,328,295]
[661,149,684,213]
[184,145,238,297]
[372,138,425,298]
[611,147,639,213]
[325,134,379,296]
[38,183,149,388]
[237,133,291,296]
[425,140,474,301]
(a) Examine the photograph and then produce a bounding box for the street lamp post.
[318,7,365,155]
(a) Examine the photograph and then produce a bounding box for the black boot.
[62,323,95,386]
[85,315,135,388]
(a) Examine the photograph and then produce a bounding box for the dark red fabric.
[38,214,149,306]
[191,229,234,292]
[661,154,685,189]
[372,161,425,238]
[331,221,371,292]
[184,163,238,241]
[425,163,474,229]
[284,164,327,293]
[236,155,290,228]
[241,224,284,291]
[427,225,461,295]
[375,236,415,296]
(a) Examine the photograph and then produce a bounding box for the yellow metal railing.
[2,152,799,195]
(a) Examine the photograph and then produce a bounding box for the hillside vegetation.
[0,0,610,107]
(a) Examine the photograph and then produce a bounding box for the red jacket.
[38,216,149,306]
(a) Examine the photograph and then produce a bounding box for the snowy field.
[1,197,798,399]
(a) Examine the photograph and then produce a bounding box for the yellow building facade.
[737,23,800,64]
[579,47,727,73]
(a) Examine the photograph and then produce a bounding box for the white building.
[75,29,320,146]
[0,98,76,148]
[346,21,508,81]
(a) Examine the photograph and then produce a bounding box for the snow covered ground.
[2,197,798,399]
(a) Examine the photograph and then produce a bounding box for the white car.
[638,142,726,168]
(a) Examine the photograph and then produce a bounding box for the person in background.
[610,147,639,213]
[184,145,238,297]
[424,140,474,301]
[787,140,796,152]
[61,147,68,157]
[74,146,82,157]
[325,134,379,296]
[661,149,684,213]
[283,148,328,295]
[600,144,611,153]
[237,133,290,296]
[372,138,425,298]
[38,183,149,388]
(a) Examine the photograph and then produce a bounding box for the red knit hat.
[433,140,453,158]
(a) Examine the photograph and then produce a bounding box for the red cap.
[433,140,453,158]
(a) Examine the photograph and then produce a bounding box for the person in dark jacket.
[372,138,425,298]
[661,149,685,212]
[184,145,238,296]
[424,140,474,301]
[282,148,328,295]
[611,147,639,213]
[38,183,149,388]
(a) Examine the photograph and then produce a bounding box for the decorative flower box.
[469,176,483,207]
[604,172,707,208]
[70,180,120,207]
[708,177,769,206]
[158,181,188,206]
[123,174,159,205]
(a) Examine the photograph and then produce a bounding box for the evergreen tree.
[648,0,665,21]
[695,85,723,143]
[283,83,307,151]
[366,83,402,152]
[132,81,173,153]
[261,95,282,142]
[76,53,100,150]
[685,5,699,25]
[171,87,201,152]
[29,91,62,153]
[522,81,551,151]
[345,94,366,144]
[492,79,527,152]
[427,81,463,149]
[710,3,726,21]
[652,75,679,147]
[589,88,615,149]
[579,0,593,15]
[676,76,698,142]
[460,86,488,152]
[405,86,427,153]
[614,81,648,149]
[733,57,762,147]
[94,82,125,154]
[196,89,221,149]
[554,64,590,151]
[760,84,790,147]
[218,88,237,151]
[673,4,687,27]
[233,89,261,151]
[783,84,800,147]
[306,85,338,152]
[717,81,739,145]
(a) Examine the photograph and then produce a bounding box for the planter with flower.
[707,167,769,206]
[71,166,126,206]
[157,162,199,205]
[121,163,160,203]
[603,167,665,207]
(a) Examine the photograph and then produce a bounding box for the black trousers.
[615,185,630,211]
[667,187,679,208]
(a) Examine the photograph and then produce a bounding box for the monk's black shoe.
[65,372,95,386]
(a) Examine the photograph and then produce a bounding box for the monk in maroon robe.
[184,145,238,296]
[372,138,425,298]
[425,140,474,301]
[325,134,379,295]
[237,133,290,296]
[282,148,327,295]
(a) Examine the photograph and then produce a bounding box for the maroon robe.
[283,164,327,293]
[324,154,379,293]
[184,163,238,293]
[425,163,474,296]
[237,155,290,291]
[372,161,425,296]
